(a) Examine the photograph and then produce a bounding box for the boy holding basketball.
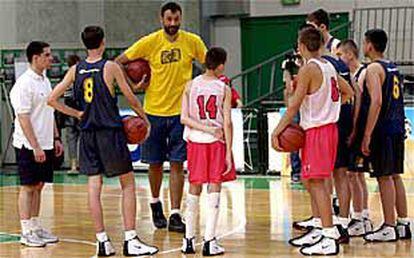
[272,27,353,255]
[48,26,158,257]
[180,47,236,256]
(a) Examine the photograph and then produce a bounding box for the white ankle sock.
[352,212,362,220]
[171,209,180,215]
[314,217,322,228]
[362,209,370,219]
[204,192,220,241]
[185,194,200,239]
[151,197,160,204]
[31,217,41,231]
[338,217,350,229]
[20,219,31,235]
[124,230,137,241]
[397,217,410,225]
[96,232,108,242]
[322,227,340,239]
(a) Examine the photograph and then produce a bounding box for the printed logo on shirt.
[161,48,181,64]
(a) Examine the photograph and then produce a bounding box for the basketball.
[122,115,148,144]
[274,124,305,152]
[125,59,151,84]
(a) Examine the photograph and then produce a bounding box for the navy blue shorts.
[369,133,404,178]
[79,128,133,177]
[335,104,352,169]
[141,114,186,164]
[16,146,54,185]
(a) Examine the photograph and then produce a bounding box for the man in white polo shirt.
[10,41,64,247]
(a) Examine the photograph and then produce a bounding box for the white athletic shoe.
[181,237,196,254]
[364,224,398,242]
[299,236,340,256]
[202,238,225,256]
[292,217,316,231]
[397,221,412,240]
[289,228,322,247]
[363,218,374,233]
[34,228,59,244]
[348,219,365,237]
[96,239,116,257]
[123,236,158,257]
[20,231,46,247]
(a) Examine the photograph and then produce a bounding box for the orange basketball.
[122,115,148,144]
[273,124,305,152]
[125,59,151,84]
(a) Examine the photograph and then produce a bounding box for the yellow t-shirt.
[124,29,207,116]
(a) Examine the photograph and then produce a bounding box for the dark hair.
[161,2,182,17]
[26,41,50,63]
[339,39,359,58]
[299,27,324,52]
[365,29,388,53]
[81,26,104,50]
[67,54,80,67]
[205,47,227,70]
[307,9,330,29]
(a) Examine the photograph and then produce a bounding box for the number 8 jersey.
[183,75,226,143]
[73,59,123,130]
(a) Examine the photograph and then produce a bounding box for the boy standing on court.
[180,47,236,256]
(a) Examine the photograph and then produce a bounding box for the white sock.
[338,217,350,229]
[322,227,340,240]
[362,209,370,219]
[171,209,180,215]
[124,230,137,241]
[204,192,220,241]
[96,232,108,242]
[314,217,322,228]
[352,212,363,220]
[151,197,160,204]
[31,217,41,231]
[185,194,200,239]
[20,219,31,235]
[397,217,410,225]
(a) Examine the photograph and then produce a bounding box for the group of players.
[9,1,411,257]
[273,8,411,256]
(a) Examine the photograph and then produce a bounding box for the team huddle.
[9,2,410,257]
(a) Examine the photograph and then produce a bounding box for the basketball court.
[1,172,413,258]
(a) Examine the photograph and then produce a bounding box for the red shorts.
[187,141,236,184]
[301,123,338,179]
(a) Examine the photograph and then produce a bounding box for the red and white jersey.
[300,58,341,130]
[183,75,226,143]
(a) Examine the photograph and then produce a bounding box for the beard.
[163,25,180,36]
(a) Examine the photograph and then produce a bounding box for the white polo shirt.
[10,68,54,150]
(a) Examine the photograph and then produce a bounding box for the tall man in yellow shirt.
[116,2,207,232]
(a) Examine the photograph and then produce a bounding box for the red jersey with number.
[299,58,341,130]
[183,75,225,143]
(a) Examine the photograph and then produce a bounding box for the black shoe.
[332,197,340,216]
[397,222,412,240]
[96,239,116,257]
[336,225,350,244]
[291,173,301,183]
[181,237,196,254]
[202,238,225,256]
[150,202,167,229]
[168,213,186,233]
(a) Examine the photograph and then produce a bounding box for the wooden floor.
[0,173,413,258]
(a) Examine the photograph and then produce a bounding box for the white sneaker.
[289,228,322,247]
[292,217,316,231]
[348,219,365,237]
[20,231,46,247]
[299,236,340,256]
[364,224,398,242]
[96,239,116,257]
[202,238,225,256]
[181,237,196,254]
[363,218,374,233]
[397,222,412,240]
[34,228,59,244]
[123,236,158,256]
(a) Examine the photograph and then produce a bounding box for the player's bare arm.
[361,62,384,156]
[348,77,363,145]
[223,85,233,175]
[180,81,223,140]
[47,66,83,120]
[337,75,354,104]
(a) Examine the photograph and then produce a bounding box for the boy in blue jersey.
[48,26,158,257]
[360,29,411,242]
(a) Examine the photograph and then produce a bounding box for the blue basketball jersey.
[360,60,405,135]
[73,59,122,130]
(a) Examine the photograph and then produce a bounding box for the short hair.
[81,26,104,50]
[67,54,80,67]
[161,2,182,17]
[365,29,388,53]
[26,41,50,63]
[307,9,330,29]
[299,27,324,52]
[339,39,359,58]
[205,47,227,70]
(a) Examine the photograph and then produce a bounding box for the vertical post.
[256,107,268,175]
